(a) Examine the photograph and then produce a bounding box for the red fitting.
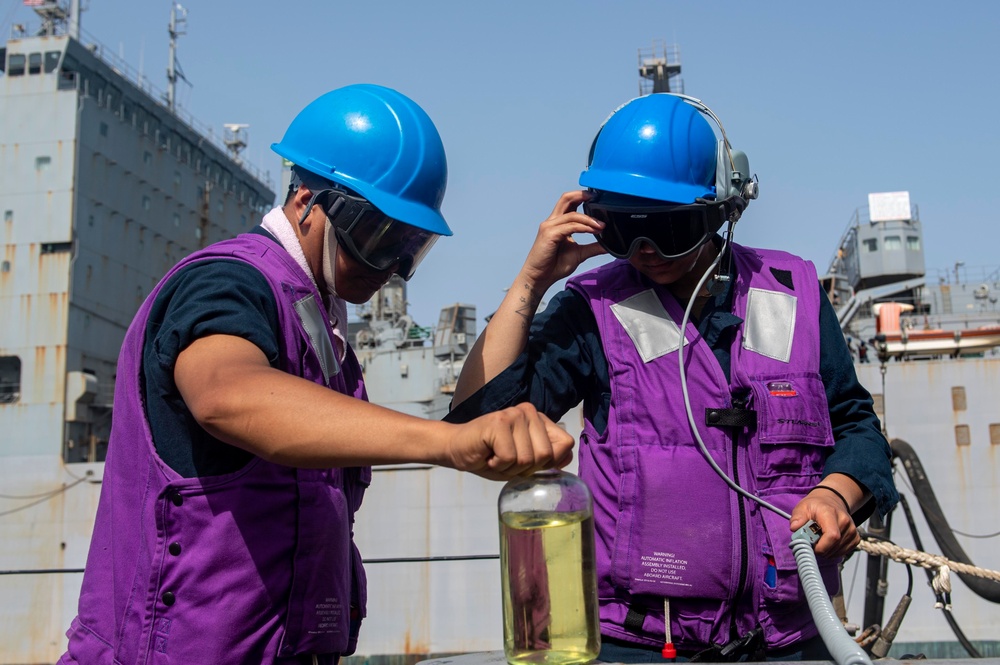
[661,642,677,660]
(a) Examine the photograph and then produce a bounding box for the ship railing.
[927,263,1000,288]
[836,276,926,329]
[827,203,923,279]
[827,209,862,277]
[68,24,273,190]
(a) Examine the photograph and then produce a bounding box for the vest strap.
[704,407,757,429]
[623,606,647,634]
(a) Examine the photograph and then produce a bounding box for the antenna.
[166,2,189,112]
[638,40,684,95]
[223,124,250,163]
[29,0,71,38]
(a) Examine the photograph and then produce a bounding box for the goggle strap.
[325,193,347,220]
[297,189,325,226]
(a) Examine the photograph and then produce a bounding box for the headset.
[585,92,759,290]
[586,92,759,206]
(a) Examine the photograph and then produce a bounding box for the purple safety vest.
[567,243,839,651]
[60,232,371,664]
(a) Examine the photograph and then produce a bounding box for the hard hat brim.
[579,168,715,205]
[273,143,453,237]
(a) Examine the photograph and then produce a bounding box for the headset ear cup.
[715,140,730,200]
[730,151,757,201]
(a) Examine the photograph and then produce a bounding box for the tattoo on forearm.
[515,283,539,328]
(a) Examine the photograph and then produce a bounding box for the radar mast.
[638,40,683,94]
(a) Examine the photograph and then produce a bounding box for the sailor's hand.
[789,491,860,559]
[519,191,606,293]
[446,402,574,481]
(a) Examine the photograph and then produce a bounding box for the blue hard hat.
[580,94,718,204]
[272,84,452,236]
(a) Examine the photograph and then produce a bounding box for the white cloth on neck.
[260,206,347,362]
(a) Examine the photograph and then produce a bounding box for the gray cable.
[676,239,790,519]
[792,532,873,665]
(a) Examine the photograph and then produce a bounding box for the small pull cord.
[661,597,677,660]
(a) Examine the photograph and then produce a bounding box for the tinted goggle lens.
[583,201,725,260]
[323,192,438,280]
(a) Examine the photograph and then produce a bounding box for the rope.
[857,536,1000,609]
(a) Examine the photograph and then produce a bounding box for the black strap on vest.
[705,392,757,430]
[690,626,765,662]
[623,606,647,634]
[704,407,757,429]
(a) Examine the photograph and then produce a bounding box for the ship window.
[906,236,921,250]
[172,213,180,227]
[1,260,9,273]
[142,195,151,211]
[4,210,11,222]
[8,53,25,76]
[99,122,108,137]
[951,386,967,412]
[28,52,42,75]
[35,155,52,171]
[884,235,902,250]
[41,242,72,254]
[862,238,878,252]
[143,150,153,165]
[0,356,20,403]
[44,51,61,73]
[58,64,77,90]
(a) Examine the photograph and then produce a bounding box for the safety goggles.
[320,190,438,281]
[583,198,733,260]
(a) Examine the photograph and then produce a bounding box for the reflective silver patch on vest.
[610,289,687,363]
[743,287,796,363]
[293,294,340,382]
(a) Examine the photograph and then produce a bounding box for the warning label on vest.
[637,551,692,587]
[313,597,342,633]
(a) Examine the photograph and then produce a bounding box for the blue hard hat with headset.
[272,84,451,280]
[580,93,758,261]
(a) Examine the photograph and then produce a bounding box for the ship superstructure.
[821,191,1000,657]
[0,3,274,662]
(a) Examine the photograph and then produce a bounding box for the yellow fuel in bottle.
[498,471,600,665]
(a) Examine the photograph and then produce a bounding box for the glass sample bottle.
[498,470,600,665]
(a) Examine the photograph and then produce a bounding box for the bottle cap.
[662,642,677,660]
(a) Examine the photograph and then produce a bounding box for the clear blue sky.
[5,0,998,329]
